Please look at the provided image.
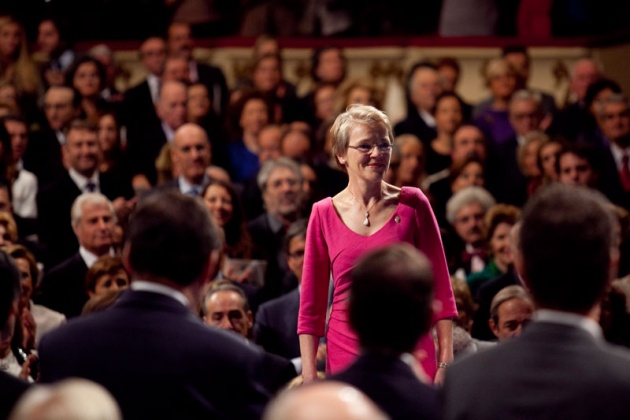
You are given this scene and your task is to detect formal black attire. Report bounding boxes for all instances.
[332,353,441,420]
[38,289,275,420]
[195,62,229,119]
[443,319,630,420]
[470,268,520,341]
[0,372,29,419]
[36,171,133,267]
[486,135,528,207]
[22,128,65,189]
[394,107,437,146]
[34,252,89,319]
[254,288,300,359]
[125,120,169,186]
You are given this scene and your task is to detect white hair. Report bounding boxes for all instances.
[445,186,496,225]
[71,193,116,227]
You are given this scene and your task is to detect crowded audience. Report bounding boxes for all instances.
[0,9,630,420]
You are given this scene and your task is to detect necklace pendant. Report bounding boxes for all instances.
[363,212,369,226]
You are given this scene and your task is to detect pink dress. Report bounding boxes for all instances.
[298,186,457,379]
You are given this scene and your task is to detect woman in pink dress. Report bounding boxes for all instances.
[298,104,457,384]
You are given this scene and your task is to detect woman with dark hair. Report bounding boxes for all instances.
[201,178,252,261]
[65,55,108,124]
[35,17,75,89]
[97,109,127,175]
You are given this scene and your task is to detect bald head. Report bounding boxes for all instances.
[263,381,388,420]
[171,123,211,184]
[157,80,187,130]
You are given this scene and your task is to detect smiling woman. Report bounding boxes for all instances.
[298,104,457,384]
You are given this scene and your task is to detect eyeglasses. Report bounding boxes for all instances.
[347,142,392,154]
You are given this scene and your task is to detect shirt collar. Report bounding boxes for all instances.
[131,280,190,307]
[533,309,603,340]
[161,121,176,143]
[178,175,209,195]
[418,109,436,128]
[147,74,160,104]
[79,246,114,268]
[69,168,99,193]
[266,212,285,234]
[610,141,630,168]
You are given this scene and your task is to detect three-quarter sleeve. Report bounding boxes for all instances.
[414,189,458,322]
[298,201,331,337]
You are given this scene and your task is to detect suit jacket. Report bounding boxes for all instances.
[486,135,528,207]
[22,128,65,189]
[332,353,441,420]
[254,288,300,359]
[122,79,159,128]
[443,321,630,420]
[34,252,89,319]
[38,290,274,420]
[247,213,296,303]
[0,372,29,419]
[394,107,437,146]
[36,171,133,267]
[125,119,169,186]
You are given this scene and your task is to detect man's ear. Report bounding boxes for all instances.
[246,311,253,329]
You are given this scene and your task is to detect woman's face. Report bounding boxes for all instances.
[539,142,562,181]
[0,22,20,58]
[341,123,391,183]
[91,270,130,298]
[204,184,234,227]
[187,84,211,119]
[346,86,372,108]
[396,140,424,185]
[253,57,281,93]
[314,85,337,121]
[490,222,514,268]
[239,98,268,136]
[15,258,33,307]
[37,20,60,54]
[98,114,118,153]
[451,161,484,193]
[522,139,542,177]
[74,62,101,97]
[434,96,463,135]
[489,71,517,100]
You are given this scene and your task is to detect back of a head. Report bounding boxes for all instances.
[521,184,615,312]
[349,243,434,354]
[263,381,388,420]
[126,190,221,286]
[10,378,121,420]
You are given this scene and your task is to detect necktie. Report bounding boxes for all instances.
[86,182,96,193]
[620,154,630,192]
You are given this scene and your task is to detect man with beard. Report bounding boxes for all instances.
[248,157,304,303]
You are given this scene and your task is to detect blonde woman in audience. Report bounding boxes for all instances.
[335,77,381,114]
[391,134,426,189]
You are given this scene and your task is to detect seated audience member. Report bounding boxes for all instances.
[4,244,65,349]
[158,123,211,196]
[81,289,124,316]
[536,136,564,186]
[443,186,496,280]
[425,92,466,176]
[2,115,37,221]
[467,204,521,297]
[330,243,441,419]
[471,222,523,340]
[38,190,281,419]
[599,284,630,348]
[201,178,253,261]
[390,134,426,189]
[0,250,30,418]
[36,119,133,267]
[436,57,473,120]
[9,378,121,420]
[0,211,18,247]
[254,220,307,361]
[201,279,297,392]
[225,91,273,184]
[64,55,109,125]
[335,77,381,114]
[264,381,387,420]
[248,157,304,302]
[518,130,547,197]
[126,80,188,187]
[84,255,129,299]
[443,184,630,420]
[96,110,129,178]
[489,285,533,342]
[35,193,117,319]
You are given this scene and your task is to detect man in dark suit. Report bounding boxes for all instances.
[38,190,274,419]
[157,123,211,196]
[443,184,630,420]
[125,80,187,187]
[36,119,133,267]
[35,193,117,319]
[0,251,30,419]
[248,157,304,303]
[24,86,81,189]
[254,219,306,361]
[167,21,229,118]
[122,36,166,139]
[394,61,441,145]
[330,243,441,420]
